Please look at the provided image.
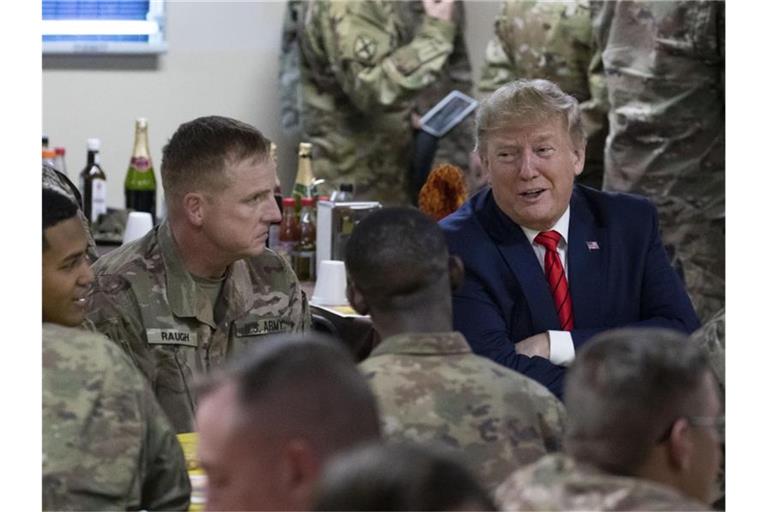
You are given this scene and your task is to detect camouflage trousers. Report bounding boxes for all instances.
[658,203,724,325]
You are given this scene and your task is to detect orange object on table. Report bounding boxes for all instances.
[418,163,468,221]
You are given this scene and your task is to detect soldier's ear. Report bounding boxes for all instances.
[346,280,369,316]
[182,192,205,227]
[281,438,322,509]
[667,417,695,471]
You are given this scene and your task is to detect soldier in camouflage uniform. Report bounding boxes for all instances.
[195,334,381,511]
[42,189,190,510]
[296,0,473,205]
[345,208,566,490]
[496,453,709,511]
[87,116,310,433]
[42,163,98,262]
[478,0,607,190]
[43,324,191,511]
[592,1,725,323]
[497,328,721,511]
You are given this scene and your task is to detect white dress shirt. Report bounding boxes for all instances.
[519,207,575,366]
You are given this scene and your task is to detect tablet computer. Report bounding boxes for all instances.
[419,90,478,138]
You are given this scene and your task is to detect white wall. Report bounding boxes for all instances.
[42,0,500,210]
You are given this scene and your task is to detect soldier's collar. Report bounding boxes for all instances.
[157,221,213,323]
[372,331,471,357]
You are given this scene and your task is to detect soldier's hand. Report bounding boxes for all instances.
[410,112,422,129]
[423,0,455,22]
[515,332,551,359]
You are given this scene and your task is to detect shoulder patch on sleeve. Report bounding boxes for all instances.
[353,34,378,63]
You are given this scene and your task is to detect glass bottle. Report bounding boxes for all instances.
[42,149,58,170]
[79,138,108,224]
[276,197,299,264]
[54,147,67,177]
[330,182,354,202]
[124,118,157,221]
[292,197,316,281]
[292,142,315,213]
[267,142,283,249]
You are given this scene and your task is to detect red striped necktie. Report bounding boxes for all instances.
[534,230,574,331]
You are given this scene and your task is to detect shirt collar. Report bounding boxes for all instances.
[520,206,571,247]
[157,221,200,319]
[371,331,472,357]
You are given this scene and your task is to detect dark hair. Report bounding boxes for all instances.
[313,442,497,511]
[43,187,79,250]
[345,207,449,312]
[161,115,270,203]
[199,333,380,460]
[564,328,711,476]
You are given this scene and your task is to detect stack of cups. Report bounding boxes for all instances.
[311,260,348,306]
[123,211,154,245]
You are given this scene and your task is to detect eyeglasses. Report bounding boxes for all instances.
[688,415,725,442]
[656,415,725,444]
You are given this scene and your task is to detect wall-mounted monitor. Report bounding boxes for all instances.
[43,0,167,55]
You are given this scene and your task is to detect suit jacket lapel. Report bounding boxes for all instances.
[476,189,561,332]
[567,187,607,329]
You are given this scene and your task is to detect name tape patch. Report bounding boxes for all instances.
[235,318,292,337]
[146,329,198,347]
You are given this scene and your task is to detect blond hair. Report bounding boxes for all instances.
[476,79,586,153]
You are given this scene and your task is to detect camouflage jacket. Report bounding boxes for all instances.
[279,0,304,136]
[496,453,709,511]
[359,331,566,490]
[692,307,725,400]
[43,323,190,511]
[42,164,98,262]
[478,0,607,189]
[592,1,725,321]
[297,0,462,204]
[87,221,310,433]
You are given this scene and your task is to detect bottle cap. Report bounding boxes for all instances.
[136,118,148,128]
[301,197,314,206]
[298,142,313,157]
[282,197,296,206]
[87,138,101,151]
[42,135,49,147]
[54,147,66,156]
[42,149,57,159]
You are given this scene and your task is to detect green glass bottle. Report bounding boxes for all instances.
[124,118,157,221]
[292,142,315,213]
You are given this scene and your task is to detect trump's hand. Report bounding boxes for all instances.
[516,332,550,359]
[423,0,455,22]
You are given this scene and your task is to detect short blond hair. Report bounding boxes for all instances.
[161,115,270,205]
[476,79,586,153]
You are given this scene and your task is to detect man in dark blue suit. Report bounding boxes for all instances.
[440,79,700,398]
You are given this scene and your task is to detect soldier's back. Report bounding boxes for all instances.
[360,332,565,490]
[496,454,709,511]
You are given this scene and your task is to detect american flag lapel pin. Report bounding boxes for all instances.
[586,241,600,251]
